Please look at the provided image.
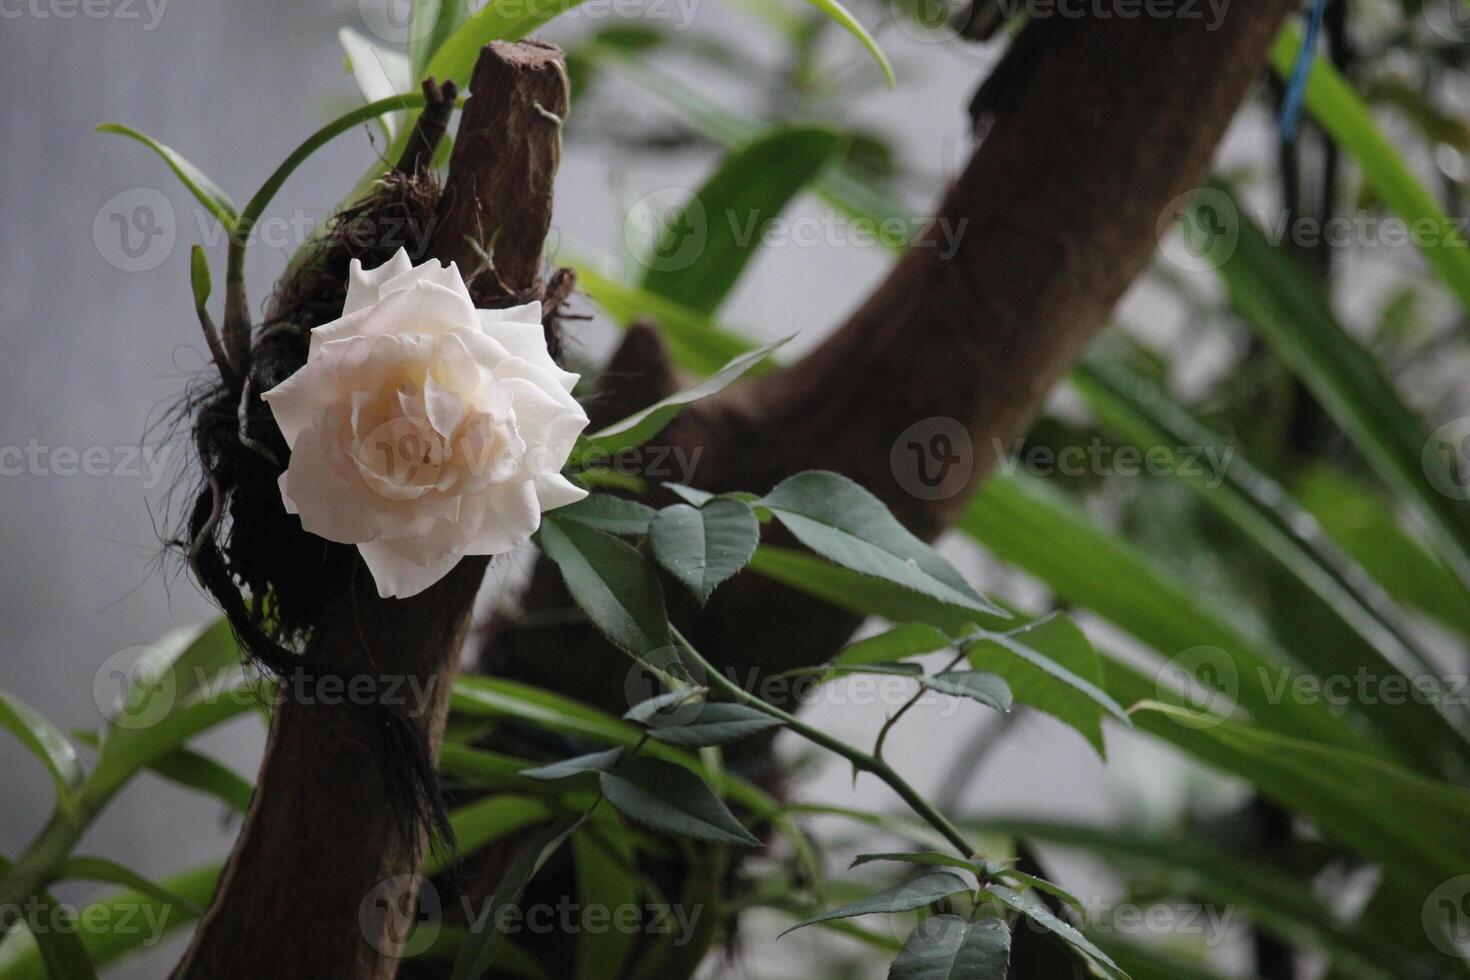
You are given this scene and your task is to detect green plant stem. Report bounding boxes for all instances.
[669,626,975,859]
[221,92,462,360]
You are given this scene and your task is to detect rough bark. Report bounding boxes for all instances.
[486,6,1300,718]
[171,40,569,980]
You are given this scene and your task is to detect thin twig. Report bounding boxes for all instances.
[671,626,975,859]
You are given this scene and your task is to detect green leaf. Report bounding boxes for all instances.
[554,494,657,535]
[536,515,676,672]
[639,126,842,314]
[974,816,1439,977]
[1294,466,1470,635]
[1130,701,1470,892]
[1075,353,1470,770]
[622,688,707,724]
[410,0,470,81]
[761,471,1005,619]
[798,0,894,87]
[922,671,1012,714]
[425,0,586,92]
[989,870,1083,917]
[835,624,953,666]
[964,616,1123,756]
[189,244,211,310]
[1205,178,1470,590]
[93,619,254,797]
[598,757,760,846]
[641,702,783,748]
[339,28,413,138]
[983,884,1124,980]
[565,263,755,376]
[649,499,760,604]
[582,337,790,458]
[452,816,581,980]
[778,872,972,938]
[750,546,985,636]
[0,689,84,821]
[573,826,640,980]
[849,852,979,874]
[141,747,254,813]
[1271,26,1470,316]
[519,747,625,781]
[55,857,199,914]
[887,915,1010,980]
[29,893,99,980]
[96,123,238,231]
[960,473,1366,751]
[75,729,253,814]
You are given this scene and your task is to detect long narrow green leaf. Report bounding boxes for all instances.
[975,816,1435,979]
[1132,702,1470,893]
[28,892,99,980]
[1207,179,1470,589]
[0,690,84,821]
[452,816,582,980]
[1075,354,1470,770]
[95,124,238,231]
[1294,467,1470,635]
[1271,26,1470,314]
[567,262,755,375]
[55,857,198,913]
[411,0,472,81]
[582,337,789,456]
[961,473,1367,751]
[638,126,842,313]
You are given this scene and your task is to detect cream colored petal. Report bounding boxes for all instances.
[343,248,413,315]
[464,480,541,555]
[477,306,579,393]
[260,363,324,450]
[307,306,377,359]
[533,473,588,511]
[356,537,466,599]
[280,426,395,544]
[376,258,475,311]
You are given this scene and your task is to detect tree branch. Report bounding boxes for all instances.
[171,40,570,980]
[485,6,1298,713]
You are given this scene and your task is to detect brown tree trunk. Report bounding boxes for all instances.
[487,6,1299,715]
[171,41,569,980]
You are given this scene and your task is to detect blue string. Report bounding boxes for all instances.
[1280,0,1328,144]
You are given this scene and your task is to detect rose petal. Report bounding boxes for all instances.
[343,248,413,315]
[464,480,542,555]
[261,364,323,449]
[477,304,579,393]
[534,473,588,511]
[357,537,466,599]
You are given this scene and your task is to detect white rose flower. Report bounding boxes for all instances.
[262,249,589,599]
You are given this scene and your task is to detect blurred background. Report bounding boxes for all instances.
[3,0,1469,977]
